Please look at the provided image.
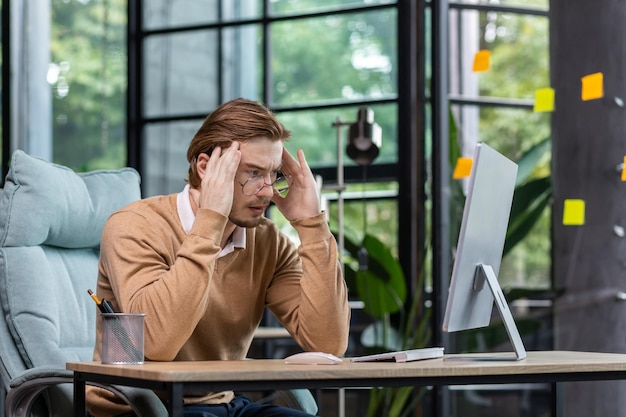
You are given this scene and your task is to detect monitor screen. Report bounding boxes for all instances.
[442,142,526,360]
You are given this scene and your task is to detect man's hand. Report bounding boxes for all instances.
[271,148,321,221]
[190,142,241,216]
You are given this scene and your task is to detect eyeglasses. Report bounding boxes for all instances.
[239,172,292,197]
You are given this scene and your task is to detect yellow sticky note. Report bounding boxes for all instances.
[563,199,585,226]
[452,157,473,179]
[581,72,604,101]
[621,157,626,181]
[472,50,491,72]
[533,87,555,112]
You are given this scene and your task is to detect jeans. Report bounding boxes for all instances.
[182,395,316,417]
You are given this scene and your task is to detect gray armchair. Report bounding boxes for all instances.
[0,150,317,417]
[0,150,168,417]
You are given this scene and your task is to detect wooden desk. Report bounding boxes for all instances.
[68,351,626,417]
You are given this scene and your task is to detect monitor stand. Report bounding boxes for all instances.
[473,263,527,360]
[447,264,528,362]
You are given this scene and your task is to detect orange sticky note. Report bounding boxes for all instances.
[533,87,555,112]
[581,72,604,101]
[563,199,585,226]
[452,157,473,179]
[621,157,626,181]
[472,50,491,72]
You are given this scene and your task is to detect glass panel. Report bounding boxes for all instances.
[143,0,262,30]
[453,0,548,8]
[144,31,220,118]
[275,103,397,170]
[478,12,549,99]
[424,6,432,98]
[267,188,399,257]
[270,9,397,106]
[450,105,551,289]
[327,189,399,255]
[142,120,203,197]
[51,0,128,170]
[478,107,551,288]
[478,107,550,157]
[221,25,262,102]
[144,0,218,28]
[220,0,263,21]
[486,110,552,291]
[270,0,396,15]
[501,207,550,287]
[449,10,549,100]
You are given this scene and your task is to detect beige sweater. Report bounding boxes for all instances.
[87,193,350,416]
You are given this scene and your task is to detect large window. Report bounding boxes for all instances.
[2,0,128,180]
[135,1,399,195]
[449,1,550,288]
[52,0,128,170]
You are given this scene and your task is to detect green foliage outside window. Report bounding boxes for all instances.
[50,0,127,171]
[472,2,552,289]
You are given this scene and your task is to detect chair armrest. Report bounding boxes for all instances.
[243,357,318,415]
[7,368,74,417]
[8,366,72,388]
[6,366,167,417]
[276,389,318,415]
[106,384,168,416]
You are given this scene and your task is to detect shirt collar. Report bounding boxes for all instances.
[177,185,246,257]
[177,185,196,234]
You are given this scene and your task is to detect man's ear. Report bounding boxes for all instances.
[196,152,210,180]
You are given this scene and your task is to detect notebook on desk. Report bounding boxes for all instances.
[351,347,445,363]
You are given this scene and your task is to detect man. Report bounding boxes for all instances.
[88,98,351,417]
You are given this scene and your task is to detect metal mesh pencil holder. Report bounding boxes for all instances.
[101,313,145,364]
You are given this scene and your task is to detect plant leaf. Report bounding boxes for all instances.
[504,177,551,256]
[515,137,551,186]
[354,234,407,317]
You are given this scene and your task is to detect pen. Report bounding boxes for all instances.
[87,289,116,313]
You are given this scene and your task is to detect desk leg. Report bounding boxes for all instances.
[552,382,562,417]
[73,373,86,417]
[167,382,184,417]
[337,388,345,417]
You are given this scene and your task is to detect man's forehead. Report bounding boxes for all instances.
[238,139,283,169]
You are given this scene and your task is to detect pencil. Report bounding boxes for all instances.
[87,289,116,314]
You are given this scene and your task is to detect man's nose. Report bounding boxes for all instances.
[257,182,275,198]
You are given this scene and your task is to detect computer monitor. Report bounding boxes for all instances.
[442,142,527,360]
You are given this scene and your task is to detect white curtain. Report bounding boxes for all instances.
[10,0,52,161]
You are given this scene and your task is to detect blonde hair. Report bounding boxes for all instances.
[186,98,291,188]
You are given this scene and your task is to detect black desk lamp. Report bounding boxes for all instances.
[330,107,382,267]
[347,107,382,166]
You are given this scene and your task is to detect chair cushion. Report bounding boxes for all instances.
[0,246,98,367]
[0,150,141,248]
[0,150,142,368]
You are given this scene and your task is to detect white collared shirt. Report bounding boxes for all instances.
[177,184,246,257]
